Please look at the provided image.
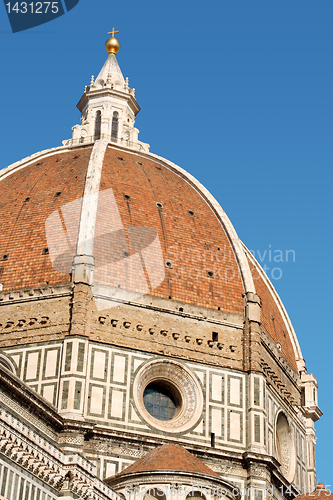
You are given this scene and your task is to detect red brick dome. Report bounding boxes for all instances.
[0,144,245,310]
[0,141,302,372]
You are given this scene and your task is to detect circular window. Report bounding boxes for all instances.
[133,359,203,433]
[143,382,181,421]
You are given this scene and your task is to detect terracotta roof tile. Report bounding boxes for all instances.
[117,444,220,478]
[0,145,245,315]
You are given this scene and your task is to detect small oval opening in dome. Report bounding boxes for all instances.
[188,210,195,217]
[156,202,163,209]
[1,254,9,261]
[207,270,214,278]
[165,261,172,269]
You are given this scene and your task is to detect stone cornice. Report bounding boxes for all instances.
[0,283,72,305]
[77,87,140,115]
[94,290,244,330]
[0,364,63,431]
[301,405,323,422]
[107,470,239,500]
[260,328,300,385]
[81,425,245,465]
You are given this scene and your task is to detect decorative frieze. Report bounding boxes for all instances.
[0,406,123,500]
[96,314,241,356]
[260,359,298,407]
[0,315,51,332]
[0,284,71,304]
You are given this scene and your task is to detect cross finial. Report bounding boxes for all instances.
[108,27,119,38]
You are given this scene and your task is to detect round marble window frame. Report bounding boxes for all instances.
[133,359,203,433]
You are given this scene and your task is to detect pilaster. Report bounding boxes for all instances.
[243,292,262,373]
[247,374,268,455]
[304,419,317,490]
[59,284,92,420]
[300,372,322,489]
[244,456,271,500]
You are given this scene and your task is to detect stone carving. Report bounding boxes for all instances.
[95,316,239,355]
[247,463,270,480]
[0,315,51,332]
[0,284,71,304]
[209,463,247,477]
[133,359,203,433]
[0,392,58,441]
[275,412,295,481]
[260,329,299,384]
[260,358,296,406]
[59,434,85,446]
[0,411,123,500]
[85,440,145,458]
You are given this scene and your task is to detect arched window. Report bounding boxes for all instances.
[186,492,206,500]
[111,111,119,142]
[94,110,101,140]
[144,490,166,500]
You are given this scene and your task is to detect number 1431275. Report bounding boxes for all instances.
[5,2,59,13]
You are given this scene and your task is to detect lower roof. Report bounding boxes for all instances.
[114,444,220,478]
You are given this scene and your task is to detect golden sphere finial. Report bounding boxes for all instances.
[106,27,120,55]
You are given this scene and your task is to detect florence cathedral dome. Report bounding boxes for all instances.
[0,32,322,500]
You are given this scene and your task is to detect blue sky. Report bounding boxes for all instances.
[1,0,332,484]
